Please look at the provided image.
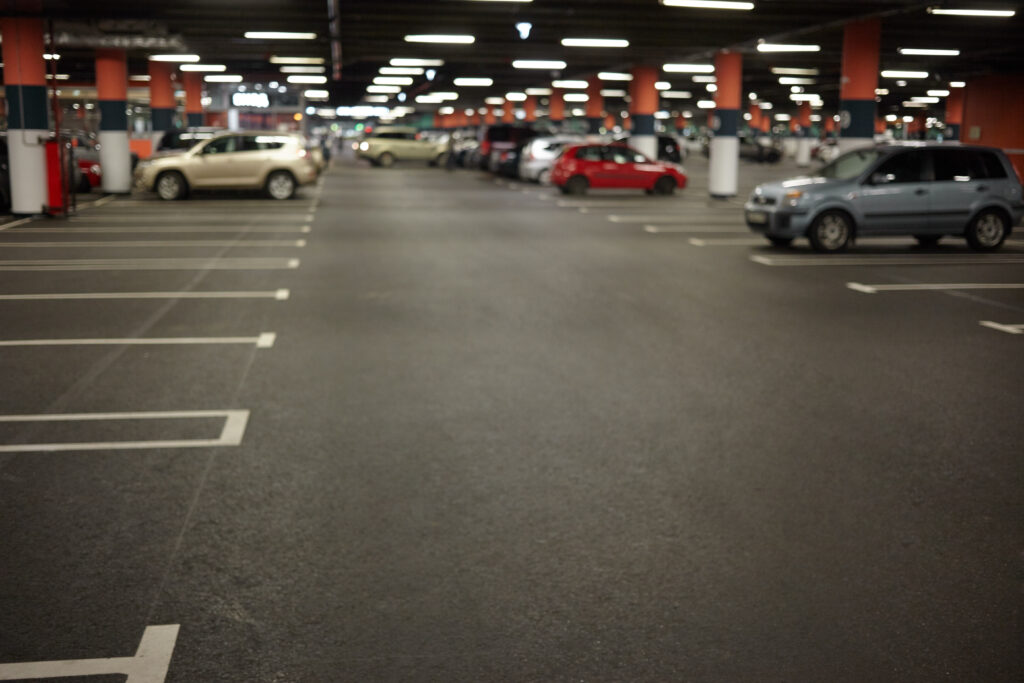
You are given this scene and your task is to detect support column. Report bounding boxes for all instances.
[709,50,741,198]
[0,17,48,214]
[748,103,761,134]
[549,89,565,130]
[524,96,537,124]
[585,77,603,135]
[484,105,496,125]
[149,60,176,147]
[96,49,131,193]
[796,102,812,167]
[962,75,1024,178]
[604,113,616,132]
[183,72,204,127]
[501,100,514,124]
[629,66,659,160]
[838,18,880,153]
[945,87,964,141]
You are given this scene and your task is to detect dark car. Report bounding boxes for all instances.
[616,134,684,164]
[480,124,538,171]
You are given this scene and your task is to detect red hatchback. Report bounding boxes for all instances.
[551,143,687,195]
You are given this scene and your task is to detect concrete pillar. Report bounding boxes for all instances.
[484,105,496,125]
[838,18,880,153]
[148,61,176,147]
[796,102,812,167]
[524,96,537,123]
[0,17,48,214]
[629,66,659,160]
[604,113,616,132]
[945,87,964,141]
[748,103,762,134]
[961,75,1024,178]
[183,72,204,127]
[709,50,741,198]
[585,77,603,135]
[96,49,131,193]
[549,89,565,130]
[501,100,514,124]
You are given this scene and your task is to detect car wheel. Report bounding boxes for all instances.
[767,236,793,248]
[914,234,941,247]
[377,152,395,168]
[808,210,853,252]
[76,174,92,194]
[565,175,588,196]
[265,171,296,200]
[538,168,552,185]
[653,176,676,195]
[965,209,1008,251]
[155,171,187,201]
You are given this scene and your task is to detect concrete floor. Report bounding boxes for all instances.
[0,152,1022,681]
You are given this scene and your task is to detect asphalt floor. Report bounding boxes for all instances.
[0,150,1022,681]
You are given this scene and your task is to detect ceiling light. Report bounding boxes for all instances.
[571,108,585,116]
[771,67,819,76]
[179,64,227,72]
[660,0,754,8]
[564,93,590,101]
[552,79,588,88]
[512,59,567,69]
[757,43,820,52]
[881,70,928,78]
[706,83,717,92]
[43,53,60,60]
[790,85,804,93]
[758,102,773,109]
[505,92,527,101]
[902,102,929,108]
[697,100,715,109]
[526,88,552,95]
[885,114,898,122]
[516,22,533,39]
[204,75,243,82]
[950,81,966,88]
[432,92,459,100]
[244,31,317,39]
[287,75,328,84]
[46,73,70,80]
[748,92,757,100]
[896,80,908,87]
[380,67,424,75]
[790,93,822,102]
[927,89,950,97]
[911,96,940,103]
[898,47,961,56]
[270,56,325,64]
[663,63,714,73]
[416,95,444,103]
[149,54,200,62]
[390,58,444,67]
[367,85,401,93]
[439,106,455,115]
[927,8,1015,17]
[466,0,533,2]
[374,76,413,86]
[405,34,475,44]
[484,97,505,105]
[364,95,389,103]
[875,88,889,95]
[810,114,822,121]
[454,77,493,86]
[601,89,628,97]
[655,110,672,119]
[304,89,329,99]
[599,72,633,81]
[281,66,325,73]
[129,75,151,81]
[662,91,692,98]
[655,81,671,90]
[561,38,629,48]
[778,77,815,85]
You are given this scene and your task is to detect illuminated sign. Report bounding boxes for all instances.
[231,92,270,108]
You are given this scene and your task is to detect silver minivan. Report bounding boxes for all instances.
[745,143,1023,252]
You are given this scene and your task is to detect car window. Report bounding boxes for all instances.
[819,148,883,180]
[931,149,987,182]
[202,136,238,155]
[575,146,603,161]
[253,135,290,151]
[978,151,1008,179]
[872,150,927,183]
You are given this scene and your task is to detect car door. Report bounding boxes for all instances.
[229,135,270,187]
[575,146,607,186]
[190,135,241,188]
[856,149,930,235]
[927,149,990,234]
[604,146,648,188]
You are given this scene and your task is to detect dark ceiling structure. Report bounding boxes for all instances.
[20,0,1024,121]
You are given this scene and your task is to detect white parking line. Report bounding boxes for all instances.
[4,225,312,233]
[68,215,309,223]
[0,623,179,681]
[644,225,749,234]
[0,217,35,232]
[0,257,300,271]
[979,320,1024,335]
[608,214,742,223]
[0,240,306,248]
[750,255,1024,267]
[689,237,768,246]
[846,282,1024,294]
[0,332,277,348]
[0,289,290,301]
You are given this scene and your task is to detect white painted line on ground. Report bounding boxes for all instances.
[0,239,307,248]
[0,333,276,348]
[0,623,179,681]
[4,225,313,234]
[979,320,1024,335]
[0,217,35,232]
[750,255,1024,267]
[68,215,309,223]
[0,289,290,301]
[846,282,879,294]
[256,332,277,348]
[689,237,768,246]
[77,194,119,211]
[608,214,742,223]
[305,214,314,221]
[847,282,1024,294]
[644,225,748,234]
[0,257,300,271]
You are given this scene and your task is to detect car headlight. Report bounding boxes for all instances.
[359,141,369,151]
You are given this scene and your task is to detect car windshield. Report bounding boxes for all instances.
[818,148,885,180]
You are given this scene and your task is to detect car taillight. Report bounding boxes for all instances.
[481,141,491,155]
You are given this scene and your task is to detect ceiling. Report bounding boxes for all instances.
[19,0,1024,122]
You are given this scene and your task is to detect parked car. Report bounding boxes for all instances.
[520,136,584,183]
[614,134,685,164]
[133,131,318,200]
[550,143,688,196]
[744,143,1023,252]
[155,127,224,153]
[65,132,101,192]
[357,126,447,167]
[701,134,782,163]
[481,124,538,171]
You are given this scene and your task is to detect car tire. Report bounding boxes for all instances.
[377,152,396,168]
[914,234,941,247]
[807,210,853,252]
[565,176,588,196]
[538,168,552,185]
[767,236,793,247]
[965,209,1008,251]
[265,171,296,200]
[653,176,676,195]
[155,171,187,201]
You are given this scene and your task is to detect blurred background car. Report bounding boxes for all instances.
[480,124,537,171]
[551,143,687,196]
[357,126,447,167]
[519,135,584,184]
[614,134,685,164]
[134,131,318,200]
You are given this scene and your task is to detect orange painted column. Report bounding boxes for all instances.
[0,17,48,214]
[484,105,496,125]
[96,49,132,192]
[524,96,537,123]
[838,18,880,149]
[945,87,964,140]
[961,75,1024,179]
[710,50,742,197]
[433,112,442,129]
[149,60,176,133]
[549,89,565,127]
[501,100,514,124]
[748,104,762,132]
[585,76,603,134]
[470,110,481,126]
[604,113,616,131]
[675,113,686,131]
[183,72,204,127]
[629,65,659,158]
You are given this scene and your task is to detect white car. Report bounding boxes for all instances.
[357,126,447,167]
[518,136,584,184]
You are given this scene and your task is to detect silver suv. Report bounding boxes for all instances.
[745,143,1023,252]
[357,126,447,167]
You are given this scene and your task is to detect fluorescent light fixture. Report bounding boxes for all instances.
[43,53,60,60]
[150,54,200,62]
[571,108,585,116]
[748,92,757,100]
[417,95,445,103]
[304,89,329,99]
[129,75,151,81]
[898,47,961,56]
[204,74,243,82]
[552,79,588,88]
[660,0,754,8]
[654,111,671,119]
[790,93,822,102]
[367,85,401,93]
[810,114,822,122]
[662,91,692,98]
[374,76,414,86]
[245,31,316,39]
[927,89,950,97]
[505,92,527,101]
[655,81,671,90]
[927,8,1015,17]
[757,43,820,52]
[601,89,628,97]
[439,106,455,115]
[902,101,929,108]
[706,83,718,92]
[364,95,389,103]
[512,59,567,69]
[280,65,325,73]
[454,77,493,86]
[270,56,325,64]
[885,114,898,122]
[911,96,940,103]
[405,34,475,44]
[380,67,424,75]
[663,63,714,73]
[950,81,966,87]
[180,64,227,72]
[287,75,328,84]
[46,73,70,80]
[881,70,928,78]
[390,58,444,67]
[897,80,908,86]
[697,100,715,109]
[598,72,633,81]
[790,85,804,93]
[771,67,819,75]
[431,92,459,100]
[778,77,815,85]
[693,75,717,83]
[758,102,773,109]
[485,97,504,105]
[526,87,552,95]
[561,38,629,48]
[563,93,590,101]
[875,88,890,95]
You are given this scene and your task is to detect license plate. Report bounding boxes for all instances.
[746,211,768,225]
